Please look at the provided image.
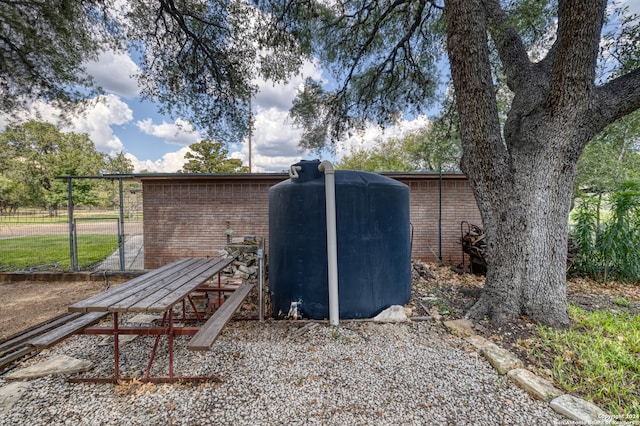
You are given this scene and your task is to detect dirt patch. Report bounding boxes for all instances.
[2,261,639,361]
[0,280,107,340]
[411,261,640,379]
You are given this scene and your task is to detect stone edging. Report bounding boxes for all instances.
[443,319,611,425]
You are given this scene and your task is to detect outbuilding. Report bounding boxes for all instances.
[139,172,482,269]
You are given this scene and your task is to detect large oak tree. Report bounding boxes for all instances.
[445,0,640,326]
[259,0,640,327]
[4,0,640,326]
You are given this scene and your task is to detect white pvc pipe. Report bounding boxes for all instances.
[318,160,339,326]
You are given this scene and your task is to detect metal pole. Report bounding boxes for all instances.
[118,178,125,271]
[318,161,339,326]
[438,167,442,263]
[258,237,264,321]
[67,177,76,271]
[73,218,78,271]
[248,97,252,173]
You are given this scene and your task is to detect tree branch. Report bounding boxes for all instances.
[482,0,531,91]
[589,67,640,136]
[546,0,606,111]
[445,0,505,159]
[336,0,412,98]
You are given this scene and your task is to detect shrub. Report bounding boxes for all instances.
[571,181,640,282]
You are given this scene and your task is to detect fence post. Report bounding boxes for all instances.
[118,177,125,271]
[67,177,77,271]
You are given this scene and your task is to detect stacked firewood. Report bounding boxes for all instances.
[461,224,579,274]
[461,224,487,274]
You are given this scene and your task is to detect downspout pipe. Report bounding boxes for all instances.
[318,160,339,326]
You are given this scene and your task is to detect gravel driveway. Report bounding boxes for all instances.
[0,319,565,425]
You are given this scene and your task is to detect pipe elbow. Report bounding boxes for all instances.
[318,160,335,174]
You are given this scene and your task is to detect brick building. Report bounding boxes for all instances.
[139,172,482,269]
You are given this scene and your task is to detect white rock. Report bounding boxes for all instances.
[4,355,93,380]
[0,382,30,415]
[550,394,609,423]
[372,305,408,322]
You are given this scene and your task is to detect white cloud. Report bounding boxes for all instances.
[252,108,304,157]
[85,51,140,98]
[64,95,133,155]
[229,107,315,172]
[335,115,431,160]
[127,147,190,173]
[136,118,201,146]
[223,59,327,172]
[1,94,133,156]
[253,59,325,112]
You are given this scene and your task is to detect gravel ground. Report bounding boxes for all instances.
[1,318,565,425]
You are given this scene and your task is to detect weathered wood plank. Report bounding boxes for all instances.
[27,312,109,349]
[0,313,83,354]
[0,346,34,370]
[109,258,215,312]
[68,258,197,312]
[187,282,254,351]
[141,258,233,313]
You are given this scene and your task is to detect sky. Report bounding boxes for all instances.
[3,50,430,174]
[2,0,638,173]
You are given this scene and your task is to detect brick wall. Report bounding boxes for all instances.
[141,173,482,269]
[405,177,482,266]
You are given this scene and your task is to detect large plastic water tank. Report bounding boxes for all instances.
[268,159,411,319]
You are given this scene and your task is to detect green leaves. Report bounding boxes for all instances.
[267,0,445,148]
[0,0,119,112]
[570,181,640,282]
[180,139,248,173]
[575,109,640,198]
[335,118,461,172]
[0,121,108,210]
[127,0,304,143]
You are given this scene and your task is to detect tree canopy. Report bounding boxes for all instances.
[336,119,461,172]
[0,121,129,211]
[0,0,119,112]
[181,140,248,173]
[574,109,640,198]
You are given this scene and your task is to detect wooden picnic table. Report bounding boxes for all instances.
[61,257,253,384]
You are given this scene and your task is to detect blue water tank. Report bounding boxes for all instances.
[268,159,411,319]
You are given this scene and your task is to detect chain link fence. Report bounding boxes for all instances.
[0,177,143,272]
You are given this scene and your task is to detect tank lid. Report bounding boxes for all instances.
[290,159,323,183]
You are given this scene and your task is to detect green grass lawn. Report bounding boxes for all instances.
[535,305,640,416]
[0,234,118,270]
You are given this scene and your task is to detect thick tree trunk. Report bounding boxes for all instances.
[444,0,640,327]
[444,0,585,328]
[465,134,574,327]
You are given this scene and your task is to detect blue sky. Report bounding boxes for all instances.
[3,50,428,173]
[1,0,637,173]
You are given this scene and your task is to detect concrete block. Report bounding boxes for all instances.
[481,342,523,374]
[0,382,30,415]
[5,355,93,380]
[550,394,609,423]
[373,305,408,323]
[507,368,564,401]
[464,335,493,351]
[444,319,475,337]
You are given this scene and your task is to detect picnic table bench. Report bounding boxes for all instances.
[34,257,254,383]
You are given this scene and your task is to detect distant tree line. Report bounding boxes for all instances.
[0,121,134,214]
